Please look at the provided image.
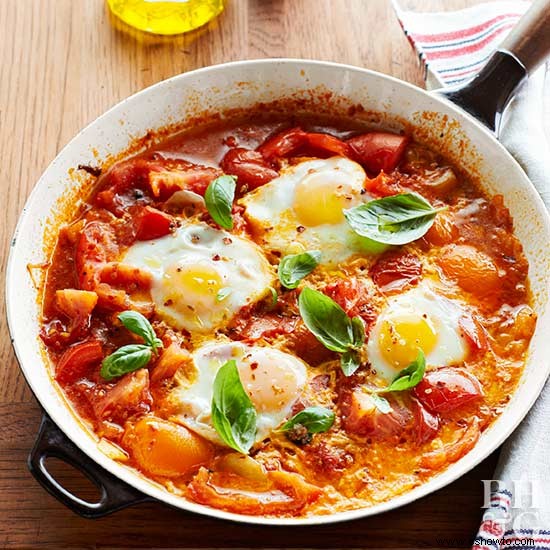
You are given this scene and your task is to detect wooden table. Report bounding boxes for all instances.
[0,0,530,548]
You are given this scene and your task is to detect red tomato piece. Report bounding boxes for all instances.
[342,390,412,440]
[370,252,422,292]
[75,222,119,290]
[323,278,377,328]
[304,133,352,157]
[220,148,279,190]
[148,165,221,198]
[95,158,161,215]
[94,369,152,423]
[421,418,481,469]
[231,313,298,342]
[257,127,308,160]
[414,368,483,414]
[133,205,175,240]
[55,340,103,384]
[99,263,152,290]
[364,171,405,197]
[55,289,98,339]
[459,314,489,355]
[347,132,409,174]
[188,467,321,516]
[104,158,156,193]
[412,398,439,444]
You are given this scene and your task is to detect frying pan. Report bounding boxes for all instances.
[6,0,550,524]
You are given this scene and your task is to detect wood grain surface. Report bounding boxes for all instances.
[0,1,545,548]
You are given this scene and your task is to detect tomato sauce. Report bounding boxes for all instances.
[38,114,536,517]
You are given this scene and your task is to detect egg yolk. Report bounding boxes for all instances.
[293,171,358,226]
[124,416,214,478]
[238,356,301,414]
[379,315,437,370]
[163,262,223,301]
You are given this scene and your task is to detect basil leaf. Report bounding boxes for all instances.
[118,310,162,354]
[383,350,426,393]
[341,349,361,376]
[280,406,335,434]
[298,287,356,353]
[100,344,152,381]
[351,316,366,349]
[371,393,392,414]
[205,175,237,230]
[216,287,232,302]
[266,286,278,310]
[211,359,257,454]
[344,192,443,245]
[278,250,321,289]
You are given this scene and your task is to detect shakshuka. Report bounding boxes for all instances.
[39,115,536,517]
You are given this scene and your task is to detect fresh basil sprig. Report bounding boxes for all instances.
[118,310,162,353]
[100,311,162,381]
[298,287,365,376]
[344,192,444,245]
[279,406,335,435]
[205,175,237,230]
[211,360,257,454]
[278,250,321,289]
[100,344,152,381]
[374,350,426,394]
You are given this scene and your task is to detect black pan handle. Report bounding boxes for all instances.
[438,0,550,135]
[28,414,151,518]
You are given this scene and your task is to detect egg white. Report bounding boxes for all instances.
[166,341,308,447]
[122,222,274,333]
[240,156,387,264]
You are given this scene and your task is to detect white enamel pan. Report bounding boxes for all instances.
[6,0,550,524]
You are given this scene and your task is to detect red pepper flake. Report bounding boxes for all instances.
[296,225,306,233]
[223,237,232,245]
[250,362,259,370]
[212,254,221,261]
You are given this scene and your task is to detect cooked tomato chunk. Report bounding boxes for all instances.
[94,369,152,423]
[323,278,377,328]
[304,133,351,157]
[151,342,192,382]
[55,289,98,338]
[421,418,480,469]
[257,127,308,160]
[188,467,321,515]
[347,132,408,174]
[341,390,412,440]
[76,221,119,290]
[370,252,422,292]
[412,399,439,444]
[148,165,221,198]
[423,211,459,246]
[55,340,103,384]
[438,244,500,297]
[220,147,279,190]
[459,314,489,355]
[414,368,483,414]
[132,205,176,240]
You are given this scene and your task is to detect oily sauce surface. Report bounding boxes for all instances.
[39,114,536,517]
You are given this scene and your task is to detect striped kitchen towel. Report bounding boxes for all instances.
[395,2,550,550]
[394,0,529,88]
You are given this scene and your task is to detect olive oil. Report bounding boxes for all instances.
[107,0,225,35]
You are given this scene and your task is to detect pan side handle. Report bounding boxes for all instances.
[437,0,550,135]
[28,413,152,518]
